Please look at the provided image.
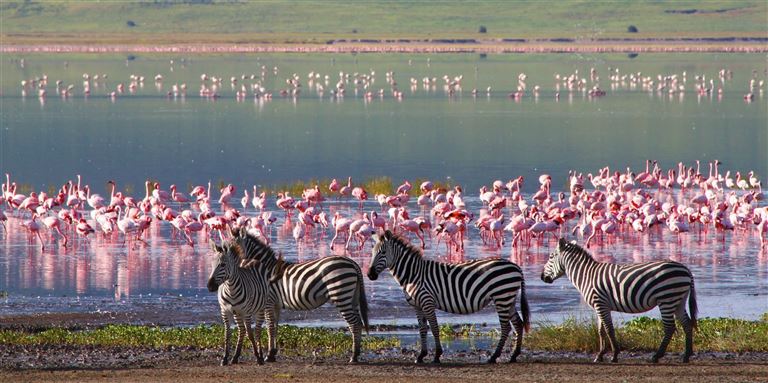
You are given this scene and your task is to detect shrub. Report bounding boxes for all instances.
[126,20,137,27]
[627,25,638,33]
[478,25,487,33]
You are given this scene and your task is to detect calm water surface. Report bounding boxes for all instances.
[0,53,766,325]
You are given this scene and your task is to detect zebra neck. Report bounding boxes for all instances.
[390,246,424,285]
[562,250,599,283]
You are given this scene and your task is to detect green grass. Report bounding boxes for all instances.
[1,1,766,45]
[1,316,766,356]
[0,324,399,356]
[523,316,768,353]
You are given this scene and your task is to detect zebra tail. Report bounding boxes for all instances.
[689,279,698,330]
[520,279,531,333]
[358,273,370,334]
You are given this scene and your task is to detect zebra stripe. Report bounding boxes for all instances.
[232,228,369,364]
[368,230,529,364]
[207,241,267,366]
[541,238,697,363]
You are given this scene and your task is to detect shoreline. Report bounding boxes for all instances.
[2,40,767,54]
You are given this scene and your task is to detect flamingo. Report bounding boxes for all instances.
[22,213,45,250]
[339,177,352,199]
[41,215,68,247]
[351,186,368,209]
[170,184,189,203]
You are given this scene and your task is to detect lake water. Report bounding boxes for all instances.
[0,53,766,327]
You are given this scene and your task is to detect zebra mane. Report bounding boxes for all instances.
[384,230,424,258]
[558,238,594,260]
[234,228,279,264]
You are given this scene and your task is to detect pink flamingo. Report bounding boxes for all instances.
[170,184,189,203]
[22,213,45,250]
[218,184,235,206]
[330,212,352,250]
[329,178,341,195]
[351,186,368,209]
[339,177,352,199]
[41,215,68,247]
[276,192,295,219]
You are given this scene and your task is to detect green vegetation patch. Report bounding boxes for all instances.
[437,316,768,353]
[0,324,399,356]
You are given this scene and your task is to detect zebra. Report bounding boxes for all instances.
[541,238,697,363]
[225,227,370,363]
[207,240,266,365]
[368,230,530,364]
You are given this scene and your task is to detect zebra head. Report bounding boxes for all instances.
[207,241,255,292]
[368,230,394,280]
[541,238,569,283]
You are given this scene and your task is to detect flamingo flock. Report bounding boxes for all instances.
[1,160,765,255]
[16,61,766,105]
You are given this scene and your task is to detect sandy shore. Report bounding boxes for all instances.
[2,40,767,54]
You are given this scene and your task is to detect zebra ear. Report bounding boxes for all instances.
[210,241,222,253]
[384,229,393,239]
[558,237,567,249]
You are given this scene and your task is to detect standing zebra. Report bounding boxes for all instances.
[222,228,369,363]
[207,241,266,365]
[368,230,529,364]
[541,239,697,363]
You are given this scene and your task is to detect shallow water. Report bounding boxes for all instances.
[0,53,766,326]
[0,194,765,326]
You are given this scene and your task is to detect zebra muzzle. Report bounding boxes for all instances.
[367,270,379,280]
[207,278,219,292]
[541,273,553,284]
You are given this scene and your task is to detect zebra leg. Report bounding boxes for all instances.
[676,305,694,363]
[594,318,608,363]
[488,303,512,364]
[244,315,262,365]
[425,308,443,364]
[221,315,232,366]
[596,307,620,363]
[253,312,265,364]
[265,307,279,362]
[415,309,429,364]
[509,311,524,363]
[341,310,363,363]
[651,304,677,363]
[232,315,246,364]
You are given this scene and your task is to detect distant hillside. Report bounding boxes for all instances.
[1,1,766,45]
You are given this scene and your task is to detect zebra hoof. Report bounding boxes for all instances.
[611,357,619,363]
[486,357,497,364]
[508,356,518,363]
[593,356,603,363]
[432,358,441,364]
[220,359,229,366]
[257,357,265,365]
[415,357,425,364]
[348,357,359,364]
[681,356,690,363]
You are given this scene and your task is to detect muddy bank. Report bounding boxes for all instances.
[1,344,766,383]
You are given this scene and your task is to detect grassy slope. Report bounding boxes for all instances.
[0,1,766,45]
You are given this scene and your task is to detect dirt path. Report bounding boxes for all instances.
[2,344,766,383]
[3,358,767,383]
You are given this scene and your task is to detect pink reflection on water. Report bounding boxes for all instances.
[0,193,765,320]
